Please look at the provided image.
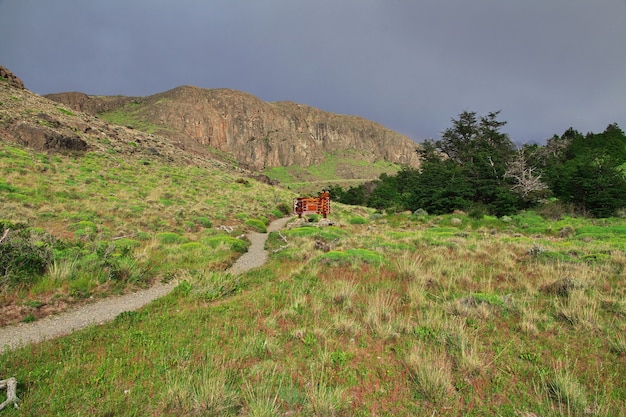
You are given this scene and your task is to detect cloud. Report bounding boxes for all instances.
[1,0,624,143]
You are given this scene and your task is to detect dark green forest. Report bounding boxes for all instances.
[329,111,626,218]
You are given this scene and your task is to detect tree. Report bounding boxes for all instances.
[366,173,402,211]
[504,146,550,205]
[407,159,473,215]
[544,124,626,217]
[435,111,518,214]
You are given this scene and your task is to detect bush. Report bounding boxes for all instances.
[468,204,488,220]
[156,232,188,244]
[201,235,249,253]
[349,216,368,225]
[0,221,53,287]
[245,219,267,233]
[193,216,213,228]
[413,209,429,217]
[276,202,292,216]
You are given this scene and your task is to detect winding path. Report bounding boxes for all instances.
[0,217,291,354]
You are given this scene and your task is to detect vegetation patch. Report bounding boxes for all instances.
[201,235,249,253]
[348,216,368,225]
[314,248,383,266]
[244,218,267,233]
[283,226,347,241]
[155,232,188,245]
[0,221,53,287]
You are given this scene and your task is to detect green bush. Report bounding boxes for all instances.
[349,216,368,225]
[155,232,188,244]
[113,238,141,256]
[245,218,267,233]
[201,235,249,253]
[276,202,292,216]
[191,272,242,301]
[193,216,213,228]
[283,226,347,240]
[0,221,53,287]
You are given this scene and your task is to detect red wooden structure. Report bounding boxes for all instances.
[293,191,330,218]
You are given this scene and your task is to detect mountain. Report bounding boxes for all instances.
[0,67,234,171]
[45,85,421,172]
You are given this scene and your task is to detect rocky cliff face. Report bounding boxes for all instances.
[47,85,421,171]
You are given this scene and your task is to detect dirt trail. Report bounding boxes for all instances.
[0,217,291,354]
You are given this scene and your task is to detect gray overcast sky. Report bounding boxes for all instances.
[1,0,625,144]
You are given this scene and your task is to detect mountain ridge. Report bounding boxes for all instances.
[46,84,421,172]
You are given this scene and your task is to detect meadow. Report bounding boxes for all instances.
[1,141,625,416]
[262,150,400,194]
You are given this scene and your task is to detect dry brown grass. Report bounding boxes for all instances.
[404,343,456,402]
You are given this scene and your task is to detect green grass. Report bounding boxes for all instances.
[99,106,164,134]
[263,151,401,194]
[0,140,295,317]
[54,106,75,116]
[1,141,626,415]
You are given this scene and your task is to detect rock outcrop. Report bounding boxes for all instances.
[0,66,24,89]
[47,85,421,171]
[10,123,88,152]
[44,92,137,115]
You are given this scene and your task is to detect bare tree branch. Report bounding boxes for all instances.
[0,377,20,410]
[504,149,549,200]
[0,229,9,244]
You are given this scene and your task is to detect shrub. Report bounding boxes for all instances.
[113,238,141,255]
[155,232,188,244]
[349,216,367,225]
[283,226,347,240]
[201,235,249,253]
[245,219,267,233]
[276,202,292,216]
[468,204,488,219]
[545,367,589,412]
[193,216,213,228]
[413,208,429,217]
[0,221,53,287]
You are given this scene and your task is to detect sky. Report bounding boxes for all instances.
[1,0,625,144]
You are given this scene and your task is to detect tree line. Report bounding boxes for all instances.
[328,111,626,218]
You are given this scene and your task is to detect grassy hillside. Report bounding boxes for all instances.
[1,137,625,416]
[0,140,295,324]
[263,151,400,194]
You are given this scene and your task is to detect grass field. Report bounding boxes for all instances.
[1,141,626,416]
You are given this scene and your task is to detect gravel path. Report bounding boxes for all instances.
[227,216,290,275]
[0,217,291,354]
